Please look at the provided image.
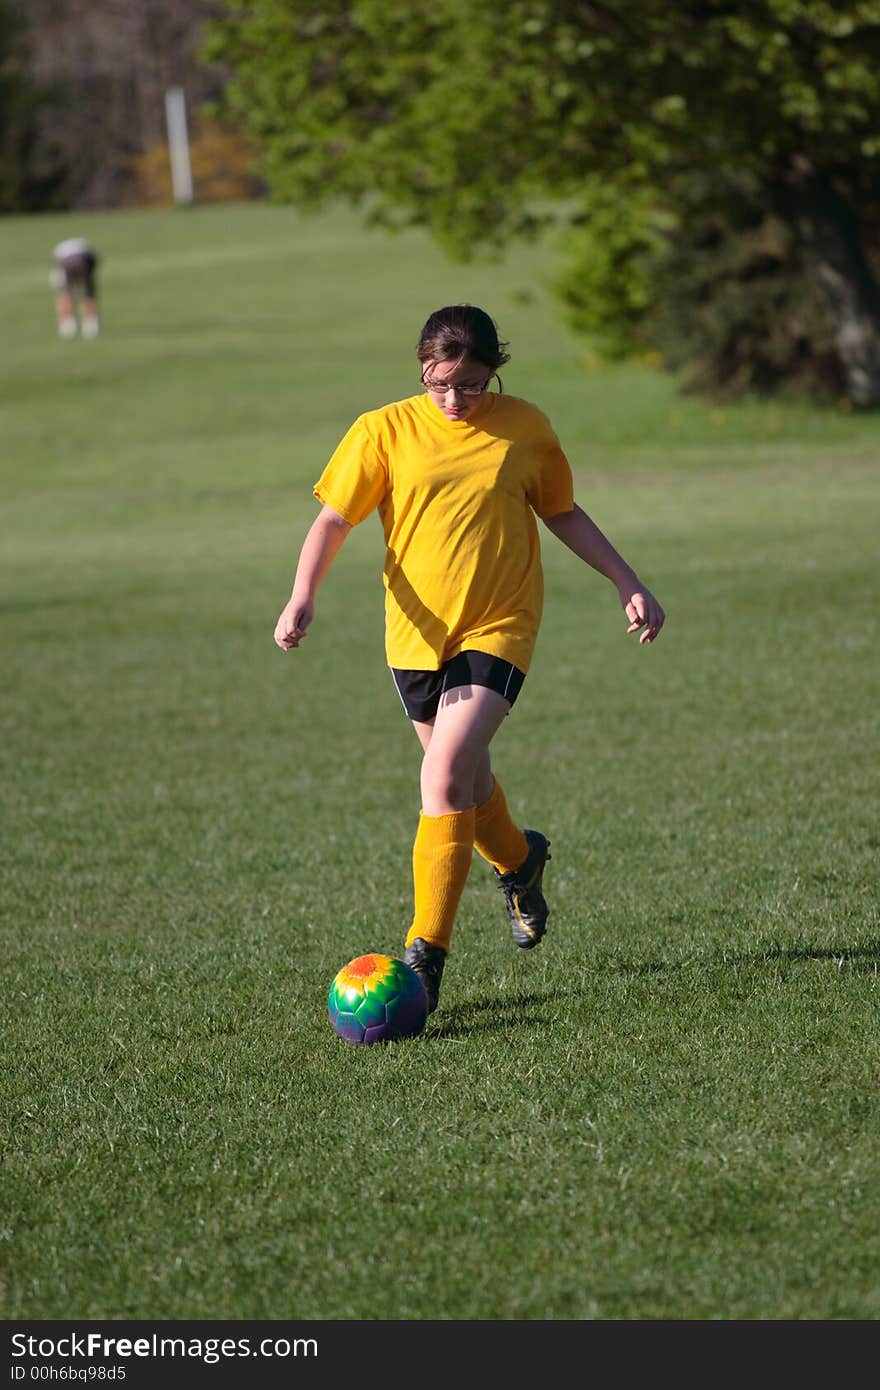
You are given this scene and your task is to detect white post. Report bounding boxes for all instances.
[164,86,194,205]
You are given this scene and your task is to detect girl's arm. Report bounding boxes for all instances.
[544,503,665,644]
[273,503,352,650]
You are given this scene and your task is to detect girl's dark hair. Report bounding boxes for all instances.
[416,304,511,374]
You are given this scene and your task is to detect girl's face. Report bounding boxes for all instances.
[421,355,493,421]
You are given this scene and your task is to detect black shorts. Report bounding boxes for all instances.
[390,649,526,722]
[59,252,97,297]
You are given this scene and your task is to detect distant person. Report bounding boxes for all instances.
[50,237,100,339]
[273,303,666,1016]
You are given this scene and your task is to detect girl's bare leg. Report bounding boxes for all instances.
[412,684,509,815]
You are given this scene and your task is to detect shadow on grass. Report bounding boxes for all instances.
[757,940,880,964]
[610,939,880,977]
[426,988,571,1040]
[418,940,880,1039]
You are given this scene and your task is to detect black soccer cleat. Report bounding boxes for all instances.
[494,829,551,949]
[403,937,447,1014]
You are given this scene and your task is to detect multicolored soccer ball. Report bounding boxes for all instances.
[327,953,428,1045]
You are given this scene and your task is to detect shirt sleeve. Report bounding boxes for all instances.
[313,415,389,525]
[526,415,575,519]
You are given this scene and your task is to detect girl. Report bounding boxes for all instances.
[274,305,665,1014]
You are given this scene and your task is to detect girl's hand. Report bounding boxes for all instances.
[622,587,665,645]
[274,596,314,650]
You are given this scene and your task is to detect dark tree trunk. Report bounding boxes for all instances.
[785,159,880,407]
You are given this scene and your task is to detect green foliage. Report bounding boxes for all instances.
[553,184,670,361]
[552,172,852,399]
[203,1,574,256]
[205,0,880,236]
[2,202,880,1319]
[648,177,846,401]
[205,0,880,401]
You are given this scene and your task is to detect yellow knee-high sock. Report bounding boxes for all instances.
[405,808,476,954]
[473,779,528,875]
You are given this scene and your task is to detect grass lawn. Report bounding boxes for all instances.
[1,200,878,1323]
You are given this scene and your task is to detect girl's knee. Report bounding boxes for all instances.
[421,748,477,810]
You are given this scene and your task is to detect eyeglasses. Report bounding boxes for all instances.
[421,370,493,398]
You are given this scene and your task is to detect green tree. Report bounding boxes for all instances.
[205,0,880,405]
[554,168,855,401]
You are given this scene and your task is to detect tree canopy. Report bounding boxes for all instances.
[206,0,880,404]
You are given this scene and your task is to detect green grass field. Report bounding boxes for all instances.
[1,201,879,1322]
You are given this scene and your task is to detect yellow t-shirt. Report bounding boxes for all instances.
[313,391,574,671]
